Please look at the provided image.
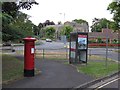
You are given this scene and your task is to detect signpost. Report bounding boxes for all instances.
[106,33,108,68]
[61,35,68,59]
[61,35,67,44]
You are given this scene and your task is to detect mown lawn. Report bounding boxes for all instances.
[2,54,24,83]
[76,55,119,78]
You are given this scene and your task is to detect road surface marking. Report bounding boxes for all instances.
[96,78,120,89]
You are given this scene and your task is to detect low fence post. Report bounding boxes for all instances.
[66,48,67,60]
[11,44,15,52]
[89,49,91,61]
[89,49,91,56]
[43,49,45,59]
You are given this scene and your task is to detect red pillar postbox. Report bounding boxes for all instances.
[23,37,36,77]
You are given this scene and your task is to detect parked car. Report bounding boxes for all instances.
[2,42,11,46]
[46,39,52,42]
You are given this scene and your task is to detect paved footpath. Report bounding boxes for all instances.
[3,56,94,88]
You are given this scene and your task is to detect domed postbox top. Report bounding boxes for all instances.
[23,36,36,41]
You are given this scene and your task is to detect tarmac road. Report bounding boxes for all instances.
[88,48,119,61]
[2,41,119,61]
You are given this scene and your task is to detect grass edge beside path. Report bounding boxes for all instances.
[77,61,119,79]
[2,54,24,84]
[2,54,41,85]
[65,55,119,79]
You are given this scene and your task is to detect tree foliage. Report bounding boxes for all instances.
[2,1,38,17]
[91,18,117,32]
[2,11,34,42]
[37,20,55,38]
[2,2,19,18]
[1,1,39,42]
[45,27,56,39]
[73,19,88,25]
[18,1,39,10]
[61,25,73,39]
[33,25,39,36]
[107,1,120,30]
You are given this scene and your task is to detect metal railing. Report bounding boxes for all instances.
[1,45,119,63]
[35,48,69,60]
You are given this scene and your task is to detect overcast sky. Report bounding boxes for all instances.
[20,0,113,27]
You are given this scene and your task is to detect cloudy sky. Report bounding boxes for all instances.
[20,0,113,27]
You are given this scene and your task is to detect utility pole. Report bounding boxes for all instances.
[59,12,65,24]
[63,13,65,23]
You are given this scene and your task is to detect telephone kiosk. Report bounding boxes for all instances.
[69,32,88,64]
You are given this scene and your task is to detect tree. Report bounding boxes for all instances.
[91,18,106,32]
[107,1,120,31]
[61,25,73,39]
[58,21,62,25]
[33,25,39,36]
[2,2,19,18]
[97,37,103,43]
[38,23,44,37]
[91,18,117,32]
[1,1,38,42]
[18,1,39,10]
[2,12,34,42]
[2,1,38,18]
[38,23,44,28]
[45,27,56,39]
[73,19,88,25]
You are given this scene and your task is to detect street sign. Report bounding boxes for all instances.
[61,35,67,44]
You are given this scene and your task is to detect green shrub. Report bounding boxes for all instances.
[41,37,46,40]
[88,39,97,43]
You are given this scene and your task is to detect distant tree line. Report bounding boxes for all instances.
[1,1,39,42]
[2,0,119,43]
[91,1,120,32]
[91,18,118,32]
[1,1,56,42]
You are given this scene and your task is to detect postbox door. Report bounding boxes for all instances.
[30,42,35,69]
[24,42,35,70]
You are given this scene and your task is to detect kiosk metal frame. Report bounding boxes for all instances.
[69,32,88,64]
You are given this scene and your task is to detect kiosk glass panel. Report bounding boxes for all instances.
[78,35,87,49]
[70,41,76,58]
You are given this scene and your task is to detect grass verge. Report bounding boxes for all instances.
[2,54,24,83]
[77,61,118,79]
[76,55,119,79]
[2,54,41,84]
[88,55,116,60]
